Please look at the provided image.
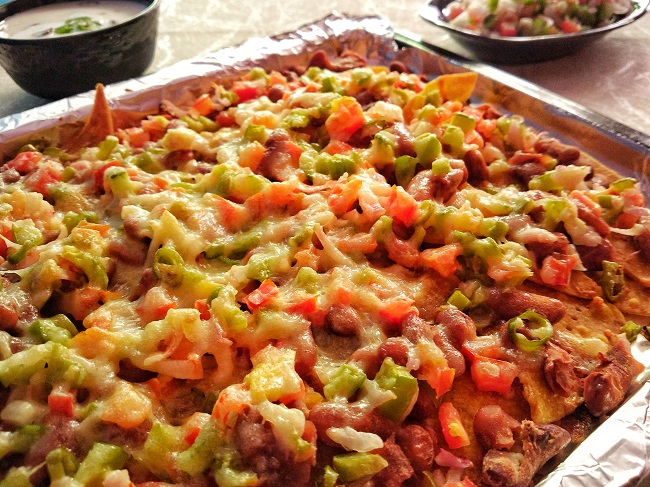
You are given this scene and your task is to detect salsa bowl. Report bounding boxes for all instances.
[419,0,650,64]
[0,0,160,99]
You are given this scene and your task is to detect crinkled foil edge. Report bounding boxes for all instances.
[0,11,649,487]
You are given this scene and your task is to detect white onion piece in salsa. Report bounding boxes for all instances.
[0,1,145,39]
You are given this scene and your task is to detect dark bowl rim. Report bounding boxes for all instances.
[0,0,160,45]
[419,0,650,44]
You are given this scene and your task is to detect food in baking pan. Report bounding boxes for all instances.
[0,52,647,486]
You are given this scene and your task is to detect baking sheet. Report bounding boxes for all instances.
[0,11,648,486]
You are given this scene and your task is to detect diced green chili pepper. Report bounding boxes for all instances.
[447,290,471,312]
[73,442,128,484]
[321,76,344,94]
[244,124,267,144]
[0,468,33,487]
[322,465,340,487]
[62,246,108,289]
[374,357,419,422]
[46,447,78,480]
[413,133,442,167]
[529,172,562,193]
[153,247,186,287]
[8,221,43,265]
[333,453,388,483]
[104,166,134,198]
[214,458,259,487]
[395,155,417,187]
[449,112,475,134]
[609,178,636,193]
[440,125,465,155]
[479,218,509,241]
[182,115,205,133]
[0,425,44,460]
[621,320,642,343]
[29,314,78,344]
[63,211,99,233]
[290,225,315,249]
[601,260,625,302]
[133,151,163,173]
[96,136,120,160]
[324,363,367,401]
[430,158,451,176]
[507,310,553,352]
[283,108,312,129]
[295,267,319,292]
[177,419,222,476]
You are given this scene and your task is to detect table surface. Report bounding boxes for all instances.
[1,0,650,140]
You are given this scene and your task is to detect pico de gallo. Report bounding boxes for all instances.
[443,0,634,36]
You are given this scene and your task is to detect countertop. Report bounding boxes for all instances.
[1,0,650,140]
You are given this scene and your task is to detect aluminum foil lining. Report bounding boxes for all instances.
[0,11,648,486]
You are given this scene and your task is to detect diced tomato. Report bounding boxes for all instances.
[137,287,177,322]
[184,426,201,446]
[238,141,266,170]
[194,299,211,320]
[283,139,304,164]
[569,189,600,213]
[141,117,168,140]
[48,391,75,417]
[268,70,288,86]
[323,140,354,155]
[24,162,62,196]
[215,111,235,128]
[419,363,455,398]
[561,19,581,33]
[439,401,470,449]
[93,160,124,192]
[212,383,251,421]
[387,186,420,228]
[464,129,485,148]
[461,336,501,361]
[470,356,518,395]
[335,233,378,255]
[5,151,42,174]
[325,97,365,142]
[120,127,150,149]
[621,188,646,207]
[243,279,278,311]
[445,2,464,19]
[614,211,639,229]
[0,238,7,260]
[328,179,362,215]
[207,194,250,230]
[420,244,462,278]
[190,94,216,116]
[379,298,417,326]
[497,22,517,36]
[286,295,318,315]
[476,118,497,139]
[539,253,579,287]
[144,378,162,398]
[232,81,259,104]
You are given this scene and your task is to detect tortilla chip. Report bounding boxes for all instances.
[610,233,650,287]
[433,72,479,103]
[531,270,602,300]
[64,84,114,152]
[614,277,650,317]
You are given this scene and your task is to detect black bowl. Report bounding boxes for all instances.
[419,0,650,64]
[0,0,160,99]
